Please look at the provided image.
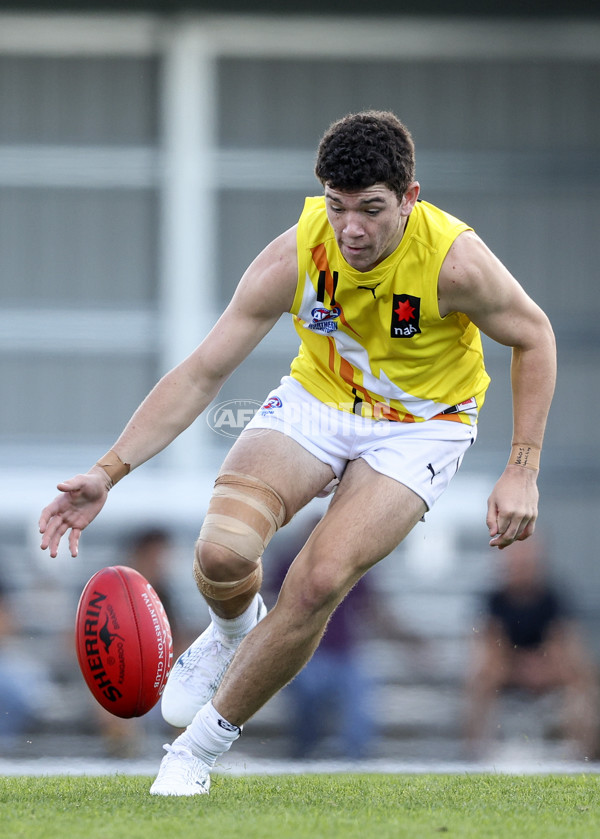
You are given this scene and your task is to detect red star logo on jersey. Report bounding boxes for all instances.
[394,299,416,322]
[391,294,421,338]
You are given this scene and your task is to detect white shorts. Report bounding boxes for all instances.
[244,376,478,510]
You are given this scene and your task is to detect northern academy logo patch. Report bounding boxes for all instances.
[391,294,421,338]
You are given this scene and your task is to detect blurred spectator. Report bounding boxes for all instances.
[123,526,187,656]
[266,513,426,760]
[0,577,37,748]
[463,537,599,760]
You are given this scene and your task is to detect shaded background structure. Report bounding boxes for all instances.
[0,3,599,762]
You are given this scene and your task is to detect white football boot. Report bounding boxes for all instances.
[161,594,267,728]
[149,744,211,796]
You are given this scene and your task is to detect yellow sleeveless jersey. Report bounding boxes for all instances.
[289,197,490,425]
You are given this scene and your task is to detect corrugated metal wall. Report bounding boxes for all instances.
[0,14,599,621]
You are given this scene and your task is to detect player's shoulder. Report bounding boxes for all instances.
[439,229,493,286]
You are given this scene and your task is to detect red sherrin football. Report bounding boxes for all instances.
[75,565,173,718]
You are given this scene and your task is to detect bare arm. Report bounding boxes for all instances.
[39,226,299,557]
[439,231,556,549]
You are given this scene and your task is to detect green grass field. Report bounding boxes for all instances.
[2,773,600,839]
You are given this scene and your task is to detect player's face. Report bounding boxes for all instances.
[324,183,416,272]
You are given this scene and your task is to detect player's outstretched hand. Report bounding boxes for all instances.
[486,465,539,549]
[39,468,111,558]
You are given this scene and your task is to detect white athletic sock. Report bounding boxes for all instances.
[209,593,260,642]
[176,701,241,766]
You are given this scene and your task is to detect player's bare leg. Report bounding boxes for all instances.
[212,456,427,725]
[160,429,335,728]
[152,455,427,795]
[199,429,336,618]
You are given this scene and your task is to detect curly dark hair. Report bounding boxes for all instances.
[315,110,415,200]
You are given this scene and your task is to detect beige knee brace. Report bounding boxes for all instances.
[193,471,286,601]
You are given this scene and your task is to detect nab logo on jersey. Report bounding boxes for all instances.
[391,294,421,338]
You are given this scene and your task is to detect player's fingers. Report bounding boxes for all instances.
[516,519,536,542]
[490,513,535,548]
[38,511,49,534]
[511,509,537,541]
[489,513,519,547]
[489,531,511,548]
[57,472,87,489]
[485,503,499,536]
[39,498,63,533]
[47,519,70,558]
[40,514,60,550]
[489,509,512,541]
[69,528,81,558]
